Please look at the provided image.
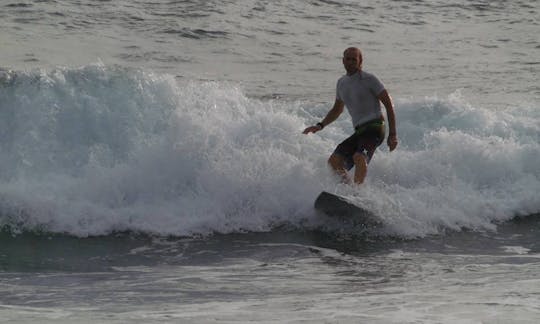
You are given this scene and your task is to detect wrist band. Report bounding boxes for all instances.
[316,122,324,129]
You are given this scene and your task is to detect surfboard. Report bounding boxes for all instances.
[314,191,382,228]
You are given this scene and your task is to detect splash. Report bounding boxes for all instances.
[0,65,538,237]
[338,92,540,237]
[0,65,322,236]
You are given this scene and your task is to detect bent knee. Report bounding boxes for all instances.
[352,152,367,165]
[328,154,341,165]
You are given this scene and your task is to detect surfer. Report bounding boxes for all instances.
[303,47,398,184]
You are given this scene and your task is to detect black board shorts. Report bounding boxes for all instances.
[333,119,385,170]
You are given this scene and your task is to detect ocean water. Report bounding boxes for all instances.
[1,0,539,323]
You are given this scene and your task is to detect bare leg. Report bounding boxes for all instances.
[352,153,368,184]
[328,154,351,184]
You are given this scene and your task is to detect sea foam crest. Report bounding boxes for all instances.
[0,65,321,236]
[341,93,540,237]
[0,65,538,237]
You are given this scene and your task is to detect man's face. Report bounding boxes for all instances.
[342,50,361,74]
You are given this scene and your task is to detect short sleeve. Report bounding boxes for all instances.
[335,79,342,101]
[370,75,385,96]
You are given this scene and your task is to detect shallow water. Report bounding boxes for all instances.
[1,215,540,323]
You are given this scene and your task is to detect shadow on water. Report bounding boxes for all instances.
[1,214,539,273]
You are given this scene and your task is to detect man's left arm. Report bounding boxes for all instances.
[378,89,398,151]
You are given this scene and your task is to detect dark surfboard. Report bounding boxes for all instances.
[314,191,382,228]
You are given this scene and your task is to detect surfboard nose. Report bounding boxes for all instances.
[314,191,382,228]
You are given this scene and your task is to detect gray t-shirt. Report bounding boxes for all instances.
[336,70,385,128]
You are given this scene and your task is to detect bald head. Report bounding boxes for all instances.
[343,47,362,59]
[342,47,363,74]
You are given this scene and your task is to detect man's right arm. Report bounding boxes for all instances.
[302,99,344,134]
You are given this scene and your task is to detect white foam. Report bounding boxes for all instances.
[501,246,531,255]
[0,66,538,237]
[338,94,540,237]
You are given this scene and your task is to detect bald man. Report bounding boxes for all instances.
[303,47,398,184]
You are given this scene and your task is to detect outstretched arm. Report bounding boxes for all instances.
[302,99,345,134]
[378,89,398,151]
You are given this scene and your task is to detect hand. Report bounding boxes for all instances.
[387,134,398,151]
[302,125,322,134]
